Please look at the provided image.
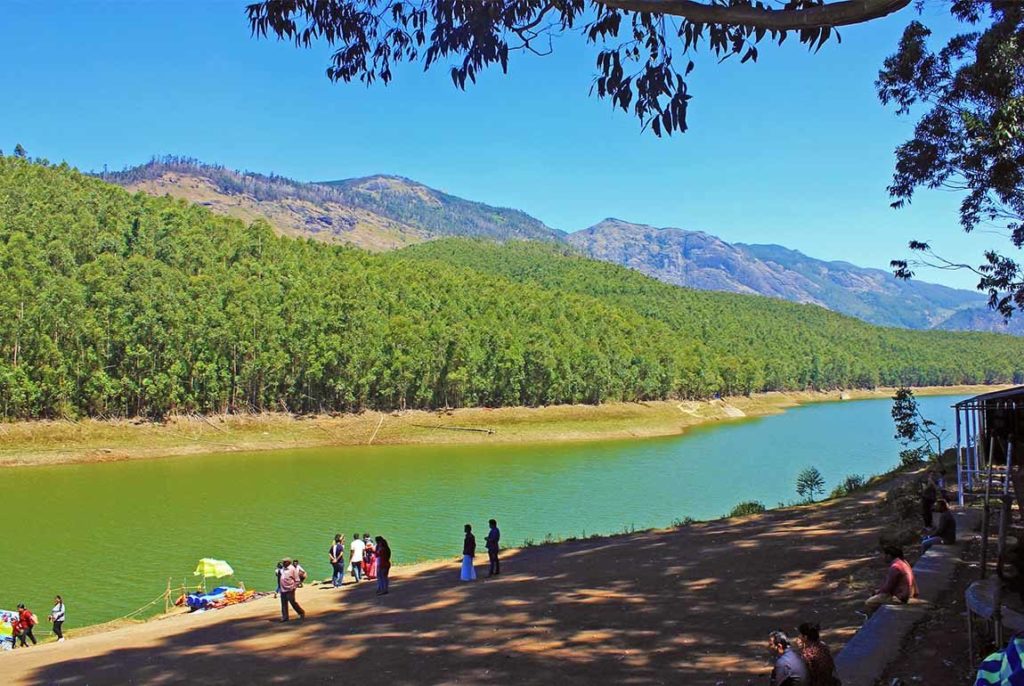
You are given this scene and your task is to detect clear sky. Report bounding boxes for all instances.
[1,0,988,289]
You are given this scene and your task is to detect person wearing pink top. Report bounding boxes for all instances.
[277,558,306,622]
[866,545,919,609]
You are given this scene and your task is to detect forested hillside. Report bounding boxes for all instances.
[106,157,1016,336]
[2,157,1022,420]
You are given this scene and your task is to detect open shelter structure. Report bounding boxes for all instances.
[955,386,1024,507]
[956,386,1024,657]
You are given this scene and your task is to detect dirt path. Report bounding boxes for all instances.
[1,484,912,685]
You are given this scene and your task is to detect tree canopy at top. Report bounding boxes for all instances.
[246,1,1024,322]
[246,0,910,137]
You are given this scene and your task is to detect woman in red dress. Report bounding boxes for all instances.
[362,533,378,580]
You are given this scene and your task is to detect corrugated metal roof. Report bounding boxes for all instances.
[955,385,1024,408]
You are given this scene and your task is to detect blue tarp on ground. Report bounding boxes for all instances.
[186,586,243,611]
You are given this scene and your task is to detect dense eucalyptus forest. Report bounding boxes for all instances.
[1,157,1023,419]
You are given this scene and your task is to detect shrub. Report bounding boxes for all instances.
[900,447,927,468]
[728,501,767,517]
[829,474,867,499]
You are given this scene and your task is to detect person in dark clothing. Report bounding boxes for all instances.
[375,536,392,595]
[769,630,810,685]
[797,622,838,686]
[329,534,346,588]
[461,524,477,582]
[920,472,938,528]
[486,518,501,577]
[921,500,957,552]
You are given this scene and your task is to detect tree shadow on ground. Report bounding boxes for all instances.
[18,493,897,686]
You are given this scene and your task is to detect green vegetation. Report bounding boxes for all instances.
[2,157,1024,419]
[891,387,949,464]
[728,501,766,518]
[796,467,826,502]
[829,474,867,499]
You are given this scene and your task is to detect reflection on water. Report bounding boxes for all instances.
[7,394,961,626]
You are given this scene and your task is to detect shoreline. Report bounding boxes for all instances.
[0,462,937,685]
[0,384,1002,468]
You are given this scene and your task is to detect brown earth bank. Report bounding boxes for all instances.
[1,472,935,685]
[0,385,1004,468]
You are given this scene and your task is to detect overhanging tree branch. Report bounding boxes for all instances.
[600,0,913,29]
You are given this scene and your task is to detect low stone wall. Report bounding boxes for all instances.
[835,509,980,686]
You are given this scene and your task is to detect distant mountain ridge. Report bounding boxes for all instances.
[566,218,1018,333]
[102,157,563,250]
[101,157,1019,335]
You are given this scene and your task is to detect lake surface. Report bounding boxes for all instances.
[5,394,962,627]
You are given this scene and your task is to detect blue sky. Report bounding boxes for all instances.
[1,1,988,288]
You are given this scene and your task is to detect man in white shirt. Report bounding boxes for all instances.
[350,532,365,582]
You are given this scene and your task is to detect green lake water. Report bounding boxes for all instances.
[3,394,963,628]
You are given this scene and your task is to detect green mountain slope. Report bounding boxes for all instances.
[3,158,1021,419]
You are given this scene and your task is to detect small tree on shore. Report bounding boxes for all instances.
[891,387,948,464]
[796,467,825,503]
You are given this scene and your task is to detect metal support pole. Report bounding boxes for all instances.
[980,437,995,579]
[956,406,964,506]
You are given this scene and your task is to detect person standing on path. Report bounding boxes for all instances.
[363,534,378,580]
[329,534,346,587]
[375,536,392,595]
[920,471,938,528]
[350,533,365,583]
[48,595,65,642]
[16,604,37,646]
[486,519,501,577]
[278,558,306,622]
[461,524,477,582]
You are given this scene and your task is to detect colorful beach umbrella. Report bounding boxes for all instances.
[193,558,234,579]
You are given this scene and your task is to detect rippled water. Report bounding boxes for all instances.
[5,394,962,627]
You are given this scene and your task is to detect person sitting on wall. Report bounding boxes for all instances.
[921,500,957,553]
[768,630,810,685]
[866,545,919,609]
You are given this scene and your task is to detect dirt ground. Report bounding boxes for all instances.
[1,385,1000,467]
[879,534,1023,686]
[0,480,925,685]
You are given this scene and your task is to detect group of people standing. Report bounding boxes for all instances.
[461,519,501,581]
[335,533,392,595]
[273,533,394,622]
[7,596,65,648]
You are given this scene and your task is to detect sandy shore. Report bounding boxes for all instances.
[0,470,923,685]
[0,385,999,468]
